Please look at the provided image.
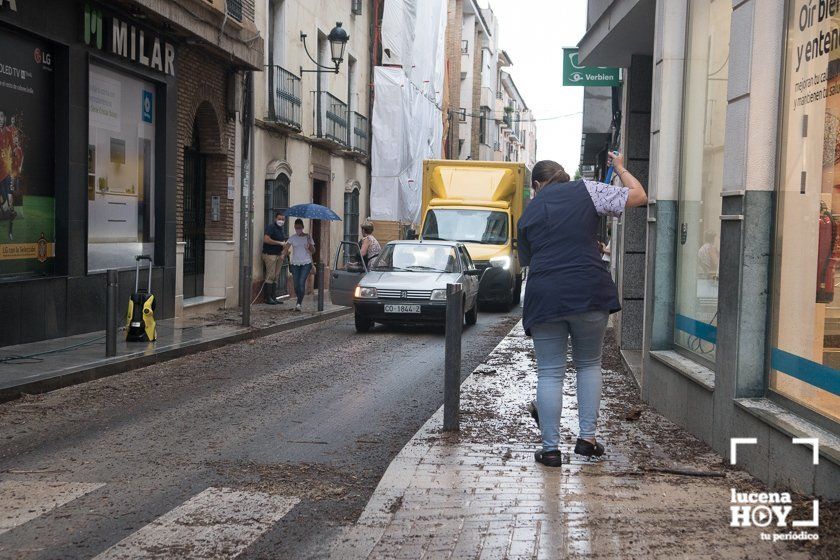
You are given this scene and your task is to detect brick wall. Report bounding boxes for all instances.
[444,0,463,157]
[469,25,482,160]
[176,46,237,242]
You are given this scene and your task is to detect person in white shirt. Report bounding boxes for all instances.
[284,218,315,311]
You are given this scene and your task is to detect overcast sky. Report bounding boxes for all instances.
[478,0,587,173]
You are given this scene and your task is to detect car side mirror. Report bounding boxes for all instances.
[465,268,482,277]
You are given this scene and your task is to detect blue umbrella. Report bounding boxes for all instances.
[284,203,342,221]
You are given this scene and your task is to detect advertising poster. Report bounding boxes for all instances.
[0,29,55,278]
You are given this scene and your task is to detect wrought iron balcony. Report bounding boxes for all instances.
[351,111,369,155]
[266,65,302,131]
[314,92,349,148]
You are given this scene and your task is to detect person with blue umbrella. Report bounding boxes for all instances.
[283,203,342,311]
[284,218,316,311]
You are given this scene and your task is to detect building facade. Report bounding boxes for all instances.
[251,0,371,300]
[0,0,261,345]
[579,0,840,498]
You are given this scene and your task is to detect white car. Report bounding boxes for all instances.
[330,240,481,332]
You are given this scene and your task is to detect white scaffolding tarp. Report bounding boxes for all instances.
[371,0,447,224]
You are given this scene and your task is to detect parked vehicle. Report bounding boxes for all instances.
[419,160,529,308]
[329,240,481,333]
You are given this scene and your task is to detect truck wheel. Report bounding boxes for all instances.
[355,313,373,333]
[513,276,523,305]
[465,301,478,326]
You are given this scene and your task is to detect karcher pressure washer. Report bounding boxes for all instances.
[126,255,156,342]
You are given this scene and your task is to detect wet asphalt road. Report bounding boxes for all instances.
[0,304,521,559]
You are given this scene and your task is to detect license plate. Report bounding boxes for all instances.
[384,304,420,314]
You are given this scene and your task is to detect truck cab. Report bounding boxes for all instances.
[419,160,529,307]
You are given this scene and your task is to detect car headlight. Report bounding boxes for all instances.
[490,256,512,270]
[355,286,378,298]
[430,289,447,301]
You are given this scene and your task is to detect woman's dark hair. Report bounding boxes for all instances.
[532,160,570,188]
[361,222,374,235]
[294,218,304,228]
[275,212,284,219]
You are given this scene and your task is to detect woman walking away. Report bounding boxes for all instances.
[518,152,647,467]
[360,220,381,269]
[285,218,316,312]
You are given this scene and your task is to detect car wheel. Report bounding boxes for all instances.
[465,301,478,326]
[355,313,373,333]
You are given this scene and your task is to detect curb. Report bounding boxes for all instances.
[329,322,527,558]
[0,307,352,403]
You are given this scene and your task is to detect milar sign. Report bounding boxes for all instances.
[562,48,620,87]
[84,4,175,77]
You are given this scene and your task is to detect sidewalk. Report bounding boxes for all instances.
[331,323,836,559]
[0,294,348,402]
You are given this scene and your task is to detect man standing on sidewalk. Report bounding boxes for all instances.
[262,212,287,305]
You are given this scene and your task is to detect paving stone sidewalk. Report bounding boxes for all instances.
[330,323,836,559]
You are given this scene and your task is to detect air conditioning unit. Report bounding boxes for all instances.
[351,0,362,15]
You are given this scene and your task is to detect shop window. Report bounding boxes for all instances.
[87,64,157,272]
[672,0,730,364]
[0,30,56,280]
[344,188,360,244]
[773,2,840,423]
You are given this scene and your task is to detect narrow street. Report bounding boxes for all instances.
[0,307,521,559]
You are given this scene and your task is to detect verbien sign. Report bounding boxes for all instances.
[562,48,620,87]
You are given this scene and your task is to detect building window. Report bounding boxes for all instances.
[344,188,360,244]
[226,0,243,21]
[458,108,467,122]
[265,174,289,237]
[461,40,469,54]
[773,3,840,423]
[672,0,730,363]
[0,30,56,280]
[87,64,157,272]
[479,107,488,145]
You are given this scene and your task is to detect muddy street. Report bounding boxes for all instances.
[0,307,521,559]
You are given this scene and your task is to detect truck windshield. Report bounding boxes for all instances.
[422,209,509,245]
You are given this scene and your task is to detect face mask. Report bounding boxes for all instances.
[276,220,284,227]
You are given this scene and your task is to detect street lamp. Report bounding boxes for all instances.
[300,22,350,75]
[300,22,351,142]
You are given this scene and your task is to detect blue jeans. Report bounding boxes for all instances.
[291,263,311,305]
[531,310,609,451]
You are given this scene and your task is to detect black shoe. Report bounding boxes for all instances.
[574,438,605,458]
[527,401,540,428]
[264,283,278,305]
[534,449,563,467]
[269,283,283,304]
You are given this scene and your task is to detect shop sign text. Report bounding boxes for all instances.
[84,4,175,77]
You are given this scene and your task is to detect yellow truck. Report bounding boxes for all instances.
[419,160,529,307]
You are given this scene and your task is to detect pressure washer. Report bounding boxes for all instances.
[126,255,156,342]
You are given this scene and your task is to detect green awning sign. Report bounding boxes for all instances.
[562,48,620,86]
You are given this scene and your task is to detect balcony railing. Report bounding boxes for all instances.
[314,92,349,147]
[266,65,302,131]
[351,112,369,154]
[226,0,242,21]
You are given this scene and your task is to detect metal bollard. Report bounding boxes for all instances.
[105,269,118,357]
[317,262,325,312]
[443,282,463,431]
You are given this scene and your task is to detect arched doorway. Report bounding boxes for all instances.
[183,123,206,299]
[265,160,292,297]
[182,101,222,301]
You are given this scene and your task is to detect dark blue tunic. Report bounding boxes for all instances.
[517,180,621,335]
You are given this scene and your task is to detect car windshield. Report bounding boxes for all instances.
[371,244,460,273]
[422,209,509,245]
